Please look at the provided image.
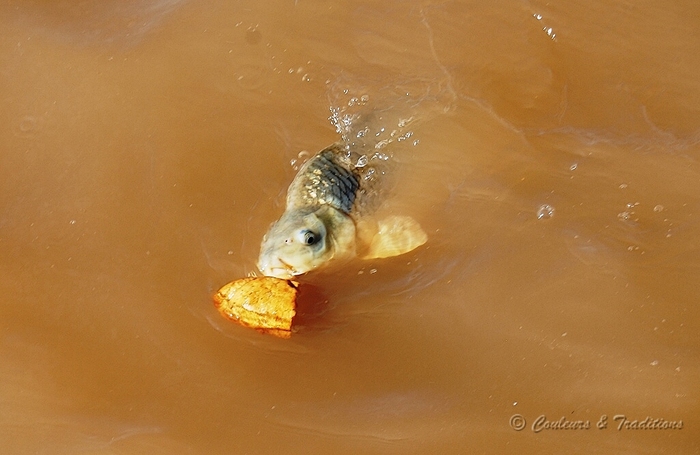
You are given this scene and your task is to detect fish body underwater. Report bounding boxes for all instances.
[257,143,427,279]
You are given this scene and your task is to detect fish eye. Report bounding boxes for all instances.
[299,229,320,246]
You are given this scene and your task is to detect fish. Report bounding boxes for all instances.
[257,143,427,279]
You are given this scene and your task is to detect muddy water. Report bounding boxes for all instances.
[1,0,698,453]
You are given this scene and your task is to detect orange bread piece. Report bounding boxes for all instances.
[213,277,298,338]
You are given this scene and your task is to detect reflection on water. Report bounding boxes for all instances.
[1,0,698,453]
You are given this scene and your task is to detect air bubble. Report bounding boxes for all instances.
[569,163,577,171]
[397,131,413,142]
[653,205,664,212]
[537,204,555,219]
[347,95,369,107]
[373,152,389,161]
[355,155,368,167]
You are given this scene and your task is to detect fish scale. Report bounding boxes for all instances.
[287,145,361,215]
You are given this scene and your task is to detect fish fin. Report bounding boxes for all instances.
[354,217,379,256]
[361,215,427,259]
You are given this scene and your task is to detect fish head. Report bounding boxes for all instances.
[257,206,356,279]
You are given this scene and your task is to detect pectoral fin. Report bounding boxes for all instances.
[361,215,428,259]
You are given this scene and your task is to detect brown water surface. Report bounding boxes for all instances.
[1,0,698,453]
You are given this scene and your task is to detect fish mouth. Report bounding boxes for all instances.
[260,257,299,279]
